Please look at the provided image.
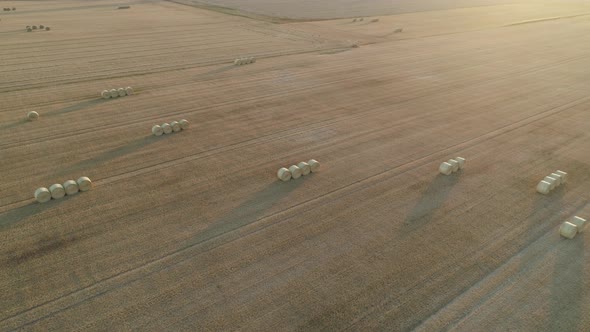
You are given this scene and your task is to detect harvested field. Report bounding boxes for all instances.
[1,0,590,330]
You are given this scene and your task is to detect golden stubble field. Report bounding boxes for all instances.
[1,0,590,330]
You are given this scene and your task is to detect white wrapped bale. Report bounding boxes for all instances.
[550,173,562,187]
[34,187,52,203]
[439,162,453,175]
[27,111,39,121]
[289,165,302,179]
[152,125,164,136]
[571,216,587,233]
[101,90,110,99]
[455,157,466,169]
[125,86,133,95]
[560,221,578,239]
[298,162,311,175]
[448,159,459,173]
[170,121,181,132]
[555,170,567,184]
[63,180,79,196]
[544,176,557,190]
[162,123,172,134]
[308,159,320,172]
[179,119,190,130]
[117,88,126,97]
[536,180,552,195]
[277,167,292,182]
[49,184,65,199]
[77,177,93,192]
[109,89,118,98]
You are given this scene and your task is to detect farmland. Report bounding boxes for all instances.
[1,0,590,330]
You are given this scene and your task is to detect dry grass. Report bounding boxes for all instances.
[1,0,590,330]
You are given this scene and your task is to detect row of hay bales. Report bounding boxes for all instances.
[234,57,256,66]
[152,120,189,136]
[101,87,133,99]
[560,216,586,239]
[536,170,567,194]
[439,157,466,175]
[277,160,320,181]
[26,25,50,32]
[35,177,93,203]
[3,7,16,11]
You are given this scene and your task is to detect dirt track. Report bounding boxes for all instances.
[1,1,590,330]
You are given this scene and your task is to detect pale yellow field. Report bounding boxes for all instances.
[1,1,590,331]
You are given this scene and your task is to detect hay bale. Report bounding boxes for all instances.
[125,86,133,95]
[359,18,364,21]
[27,27,32,32]
[101,90,110,99]
[45,27,51,31]
[161,123,172,134]
[560,221,578,239]
[117,88,126,97]
[555,170,568,184]
[179,119,190,130]
[289,165,302,179]
[439,162,453,175]
[298,162,311,176]
[353,18,357,22]
[544,176,557,190]
[371,18,380,23]
[170,121,181,132]
[277,167,292,182]
[77,177,93,191]
[571,216,586,233]
[27,111,39,121]
[39,25,45,29]
[118,6,130,9]
[550,173,562,186]
[536,180,551,194]
[308,159,320,172]
[12,7,15,11]
[455,157,466,169]
[49,184,66,199]
[447,159,460,172]
[395,28,404,33]
[63,180,79,196]
[32,26,38,30]
[152,125,164,136]
[234,59,241,66]
[34,187,51,203]
[109,89,118,98]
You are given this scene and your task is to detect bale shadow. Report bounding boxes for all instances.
[46,99,106,117]
[58,135,159,176]
[0,198,67,230]
[186,179,305,246]
[548,235,585,331]
[402,172,461,235]
[0,118,28,131]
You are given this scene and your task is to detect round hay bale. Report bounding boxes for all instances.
[125,86,133,95]
[49,184,66,199]
[289,165,302,179]
[353,18,357,22]
[550,173,562,187]
[117,88,126,97]
[448,159,460,172]
[63,180,79,195]
[234,59,241,66]
[101,90,110,99]
[560,221,578,239]
[277,167,292,182]
[439,162,453,175]
[109,89,118,98]
[161,123,172,134]
[544,176,557,190]
[27,27,32,32]
[170,121,181,132]
[179,119,190,130]
[298,162,311,175]
[250,57,256,63]
[359,18,364,21]
[571,216,586,233]
[152,125,164,136]
[39,25,44,29]
[12,7,15,11]
[27,111,39,121]
[455,157,466,169]
[34,187,52,203]
[77,177,93,192]
[308,159,320,172]
[555,170,568,184]
[32,26,38,30]
[26,25,31,29]
[536,180,551,195]
[45,27,51,31]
